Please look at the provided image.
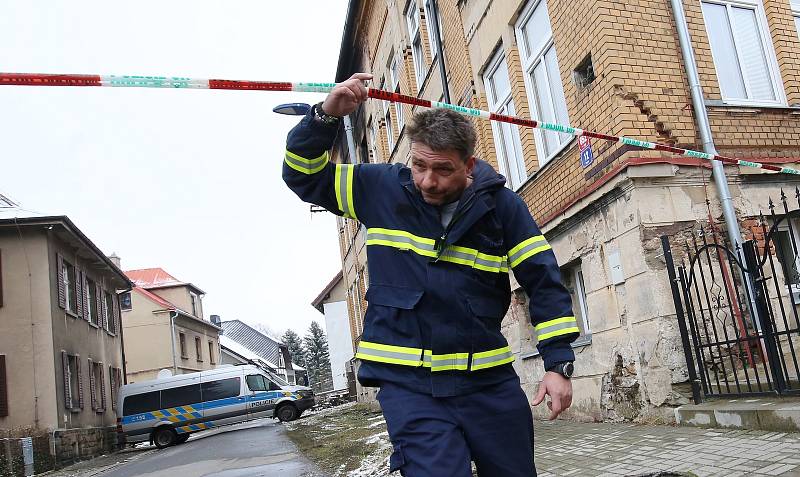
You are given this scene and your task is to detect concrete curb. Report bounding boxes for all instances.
[675,397,800,432]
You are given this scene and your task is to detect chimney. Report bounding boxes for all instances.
[210,314,221,326]
[108,253,121,268]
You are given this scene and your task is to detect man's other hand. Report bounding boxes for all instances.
[321,72,373,117]
[532,371,573,420]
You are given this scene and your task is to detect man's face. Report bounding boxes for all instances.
[410,142,475,206]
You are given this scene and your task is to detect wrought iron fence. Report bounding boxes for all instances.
[662,190,800,403]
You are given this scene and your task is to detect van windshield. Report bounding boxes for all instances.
[262,368,289,386]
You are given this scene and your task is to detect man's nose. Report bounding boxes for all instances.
[421,171,437,190]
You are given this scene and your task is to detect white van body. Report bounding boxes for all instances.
[118,364,314,448]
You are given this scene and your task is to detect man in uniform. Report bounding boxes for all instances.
[283,73,578,477]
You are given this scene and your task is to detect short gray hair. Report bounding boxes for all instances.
[406,108,476,161]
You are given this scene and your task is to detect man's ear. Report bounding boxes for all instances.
[465,156,476,175]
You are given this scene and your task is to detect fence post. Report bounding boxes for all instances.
[742,240,786,394]
[662,236,702,404]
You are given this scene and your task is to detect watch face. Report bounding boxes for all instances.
[563,362,574,378]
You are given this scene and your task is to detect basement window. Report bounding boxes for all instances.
[573,53,595,89]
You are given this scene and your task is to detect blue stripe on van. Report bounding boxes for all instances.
[121,391,291,425]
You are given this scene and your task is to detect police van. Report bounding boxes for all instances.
[118,363,314,448]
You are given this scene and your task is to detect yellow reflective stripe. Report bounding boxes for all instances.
[470,346,514,371]
[284,150,329,174]
[535,316,579,341]
[508,235,552,268]
[356,340,423,366]
[335,164,358,220]
[430,352,469,371]
[422,350,432,368]
[366,228,437,258]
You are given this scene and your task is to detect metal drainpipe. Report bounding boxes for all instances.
[429,0,451,103]
[670,0,761,325]
[343,114,358,164]
[671,0,740,247]
[170,310,179,374]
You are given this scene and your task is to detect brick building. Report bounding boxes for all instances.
[325,0,800,421]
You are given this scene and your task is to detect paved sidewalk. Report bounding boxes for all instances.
[535,420,800,476]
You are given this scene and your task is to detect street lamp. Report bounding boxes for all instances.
[272,103,311,116]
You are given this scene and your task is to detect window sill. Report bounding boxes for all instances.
[705,99,799,111]
[89,322,99,329]
[66,310,78,319]
[519,335,592,361]
[181,356,189,360]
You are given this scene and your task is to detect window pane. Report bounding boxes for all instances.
[123,391,161,416]
[775,230,800,286]
[504,102,526,185]
[490,59,511,101]
[532,61,558,155]
[795,15,800,41]
[521,1,551,58]
[702,2,748,99]
[730,6,775,101]
[201,377,241,401]
[161,384,202,408]
[246,375,268,392]
[544,47,570,146]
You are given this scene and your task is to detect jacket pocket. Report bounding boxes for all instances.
[363,284,424,346]
[466,295,507,319]
[366,284,423,309]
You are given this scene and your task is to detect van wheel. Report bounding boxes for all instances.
[175,434,190,444]
[276,404,299,422]
[153,428,177,449]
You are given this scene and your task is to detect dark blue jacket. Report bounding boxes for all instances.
[284,111,577,397]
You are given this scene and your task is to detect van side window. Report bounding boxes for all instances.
[246,375,267,392]
[161,384,202,409]
[123,391,160,416]
[269,380,282,391]
[201,377,241,401]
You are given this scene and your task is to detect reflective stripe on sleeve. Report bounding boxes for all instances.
[470,346,514,371]
[507,235,552,268]
[335,164,358,220]
[535,316,580,341]
[284,150,329,175]
[355,341,423,366]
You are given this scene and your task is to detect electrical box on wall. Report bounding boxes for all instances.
[608,250,625,285]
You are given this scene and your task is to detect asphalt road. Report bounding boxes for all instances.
[95,419,327,477]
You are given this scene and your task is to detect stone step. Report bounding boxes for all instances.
[675,397,800,432]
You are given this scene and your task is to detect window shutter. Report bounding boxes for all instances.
[57,254,66,309]
[88,359,96,410]
[0,249,3,308]
[112,293,120,334]
[95,284,104,328]
[109,365,116,411]
[99,364,106,412]
[76,355,84,409]
[75,270,84,318]
[0,355,8,417]
[62,352,72,409]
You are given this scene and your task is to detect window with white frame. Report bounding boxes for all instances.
[483,49,527,189]
[368,118,379,163]
[515,0,571,165]
[381,77,395,152]
[390,55,405,132]
[406,2,425,89]
[423,0,442,60]
[561,261,591,343]
[700,0,785,105]
[772,217,800,289]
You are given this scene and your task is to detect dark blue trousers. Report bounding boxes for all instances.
[377,377,536,477]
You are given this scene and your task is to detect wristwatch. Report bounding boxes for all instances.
[547,361,575,379]
[312,102,341,126]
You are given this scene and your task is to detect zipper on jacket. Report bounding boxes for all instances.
[434,192,477,260]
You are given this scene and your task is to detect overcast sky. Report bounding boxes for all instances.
[0,1,348,338]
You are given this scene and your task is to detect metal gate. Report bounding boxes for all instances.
[662,192,800,403]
